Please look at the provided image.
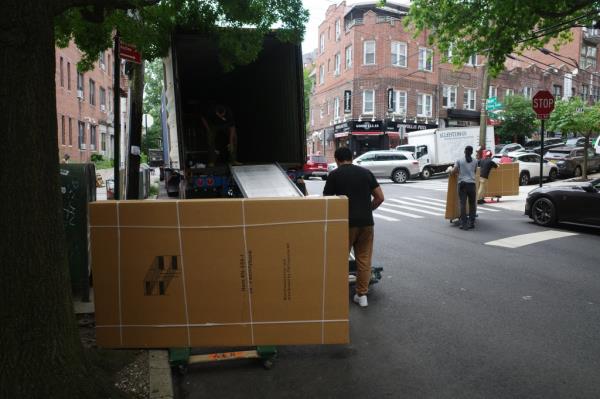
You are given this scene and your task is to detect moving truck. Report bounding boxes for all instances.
[162,31,306,198]
[396,126,495,179]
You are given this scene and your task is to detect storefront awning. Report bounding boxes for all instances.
[351,131,384,136]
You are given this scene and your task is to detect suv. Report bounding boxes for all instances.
[543,146,600,177]
[303,154,328,180]
[495,143,525,155]
[353,150,420,183]
[493,151,558,185]
[524,138,564,154]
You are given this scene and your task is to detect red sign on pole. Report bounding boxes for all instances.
[120,42,141,64]
[532,90,555,120]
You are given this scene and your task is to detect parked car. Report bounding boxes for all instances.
[565,137,587,147]
[303,154,328,180]
[525,178,600,227]
[492,151,558,185]
[353,150,420,183]
[543,146,600,177]
[594,136,600,154]
[495,143,525,155]
[327,162,337,174]
[524,138,564,154]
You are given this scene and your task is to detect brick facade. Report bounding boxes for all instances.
[55,41,129,163]
[308,1,600,160]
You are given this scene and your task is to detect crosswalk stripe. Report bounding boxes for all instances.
[416,195,446,204]
[485,230,578,248]
[377,206,424,219]
[475,204,501,212]
[383,202,444,216]
[373,213,400,222]
[392,197,446,208]
[388,198,447,212]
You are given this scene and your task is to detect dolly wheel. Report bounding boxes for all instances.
[263,359,274,370]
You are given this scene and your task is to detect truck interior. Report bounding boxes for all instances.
[172,32,305,171]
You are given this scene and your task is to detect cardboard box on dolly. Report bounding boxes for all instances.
[89,197,349,348]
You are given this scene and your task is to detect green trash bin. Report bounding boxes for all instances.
[60,163,96,301]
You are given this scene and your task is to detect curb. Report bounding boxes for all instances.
[149,350,174,399]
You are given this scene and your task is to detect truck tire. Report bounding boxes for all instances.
[420,167,432,180]
[519,171,530,186]
[391,168,409,184]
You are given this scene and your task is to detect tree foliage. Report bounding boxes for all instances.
[405,0,599,75]
[495,95,538,143]
[54,0,308,71]
[547,97,600,179]
[304,67,315,134]
[142,58,163,154]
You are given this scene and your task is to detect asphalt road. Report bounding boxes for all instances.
[174,176,600,399]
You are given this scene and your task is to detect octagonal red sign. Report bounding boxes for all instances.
[532,90,555,119]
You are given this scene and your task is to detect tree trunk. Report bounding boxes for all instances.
[0,2,121,398]
[126,61,144,199]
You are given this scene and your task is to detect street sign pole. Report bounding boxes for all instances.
[540,119,545,187]
[113,31,120,200]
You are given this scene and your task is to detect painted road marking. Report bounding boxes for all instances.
[388,198,447,213]
[485,230,579,248]
[417,196,447,204]
[383,202,444,216]
[377,207,424,219]
[373,213,400,222]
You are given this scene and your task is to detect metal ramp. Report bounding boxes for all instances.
[230,164,304,198]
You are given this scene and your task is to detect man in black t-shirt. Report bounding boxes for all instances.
[200,103,240,166]
[323,147,384,307]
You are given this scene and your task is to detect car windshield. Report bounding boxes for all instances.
[565,138,581,146]
[397,145,415,153]
[308,155,326,163]
[545,150,570,157]
[524,141,540,148]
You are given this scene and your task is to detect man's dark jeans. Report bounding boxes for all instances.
[458,182,476,227]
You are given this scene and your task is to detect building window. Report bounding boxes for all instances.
[335,19,341,41]
[464,89,476,110]
[523,87,532,99]
[364,40,376,65]
[363,89,375,114]
[488,86,497,98]
[319,64,325,85]
[581,84,589,101]
[445,45,454,62]
[61,115,66,145]
[67,62,71,90]
[443,85,457,108]
[78,121,86,149]
[334,97,340,119]
[580,44,597,69]
[99,87,106,111]
[466,54,478,66]
[394,90,407,114]
[391,41,407,67]
[417,93,432,117]
[90,125,97,150]
[68,118,73,146]
[89,79,96,105]
[505,88,514,97]
[320,33,325,54]
[99,52,106,70]
[345,45,353,69]
[334,53,341,75]
[101,131,107,152]
[77,72,84,98]
[552,85,562,99]
[418,47,433,71]
[59,57,64,87]
[107,54,111,76]
[108,88,112,112]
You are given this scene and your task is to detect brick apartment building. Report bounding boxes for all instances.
[308,1,600,160]
[55,41,129,163]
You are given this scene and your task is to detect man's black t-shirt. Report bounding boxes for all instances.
[479,158,498,179]
[202,104,235,131]
[323,164,379,227]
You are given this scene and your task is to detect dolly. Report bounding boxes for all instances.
[169,346,278,374]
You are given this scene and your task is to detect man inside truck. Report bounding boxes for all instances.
[200,103,241,167]
[323,147,385,308]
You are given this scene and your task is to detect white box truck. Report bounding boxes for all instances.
[396,126,495,179]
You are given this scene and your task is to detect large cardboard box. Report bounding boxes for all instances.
[485,163,519,197]
[90,197,349,348]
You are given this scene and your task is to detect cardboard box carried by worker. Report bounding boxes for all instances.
[90,197,349,348]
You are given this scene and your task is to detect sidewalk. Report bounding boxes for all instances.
[487,172,600,212]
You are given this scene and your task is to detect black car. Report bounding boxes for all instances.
[525,178,600,227]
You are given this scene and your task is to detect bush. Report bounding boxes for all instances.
[149,183,159,197]
[90,153,104,162]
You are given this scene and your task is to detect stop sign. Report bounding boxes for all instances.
[532,90,555,119]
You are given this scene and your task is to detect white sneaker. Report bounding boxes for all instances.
[348,274,357,283]
[353,294,368,307]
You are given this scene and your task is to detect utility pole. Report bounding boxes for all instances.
[126,61,144,200]
[479,60,491,152]
[113,32,121,200]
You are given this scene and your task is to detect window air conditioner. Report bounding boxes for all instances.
[77,90,84,99]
